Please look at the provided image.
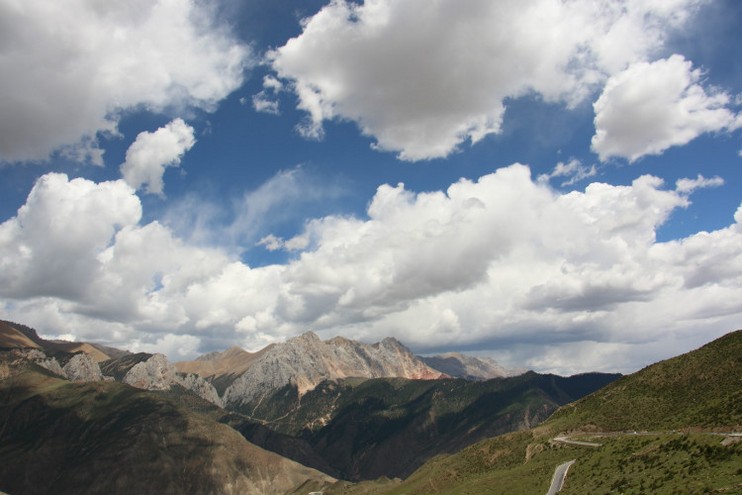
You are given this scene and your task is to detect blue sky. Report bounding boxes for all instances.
[1,0,741,374]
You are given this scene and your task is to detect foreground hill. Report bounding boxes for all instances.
[547,329,742,432]
[0,362,332,495]
[305,330,742,494]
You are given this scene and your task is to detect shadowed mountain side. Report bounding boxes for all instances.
[0,368,333,495]
[227,372,620,480]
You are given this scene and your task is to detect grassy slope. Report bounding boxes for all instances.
[0,367,331,495]
[310,330,742,494]
[547,329,742,432]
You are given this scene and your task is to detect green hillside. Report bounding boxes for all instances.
[548,329,742,432]
[307,330,742,494]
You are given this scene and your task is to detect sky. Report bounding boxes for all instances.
[1,0,742,375]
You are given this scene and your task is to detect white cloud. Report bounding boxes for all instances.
[120,119,196,196]
[592,55,742,161]
[2,165,741,374]
[0,174,141,300]
[0,0,250,163]
[252,75,284,115]
[256,234,285,252]
[538,159,598,186]
[257,233,310,252]
[675,174,724,193]
[252,93,281,115]
[268,0,706,161]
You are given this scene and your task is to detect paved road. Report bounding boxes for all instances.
[546,459,575,495]
[552,436,602,448]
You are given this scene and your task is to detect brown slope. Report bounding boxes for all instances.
[0,321,40,349]
[0,368,333,495]
[175,345,267,378]
[0,320,113,362]
[48,341,111,362]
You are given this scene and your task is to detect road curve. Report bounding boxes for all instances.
[546,459,575,495]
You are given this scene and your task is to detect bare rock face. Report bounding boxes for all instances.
[0,348,64,378]
[122,353,177,390]
[223,332,445,408]
[62,353,107,382]
[176,371,224,407]
[21,348,65,376]
[121,353,223,407]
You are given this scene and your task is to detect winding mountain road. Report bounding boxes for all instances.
[546,459,575,495]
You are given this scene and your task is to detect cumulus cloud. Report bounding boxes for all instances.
[120,119,196,196]
[0,174,141,299]
[267,0,706,160]
[2,165,742,374]
[0,0,250,163]
[592,55,742,161]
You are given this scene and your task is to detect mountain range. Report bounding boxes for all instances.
[2,319,739,494]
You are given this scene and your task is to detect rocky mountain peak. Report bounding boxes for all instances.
[223,332,445,409]
[294,331,321,343]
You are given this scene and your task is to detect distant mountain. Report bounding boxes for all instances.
[310,329,742,494]
[219,332,445,410]
[175,345,273,395]
[421,352,524,380]
[0,366,333,495]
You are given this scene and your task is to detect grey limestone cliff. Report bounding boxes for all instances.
[62,353,109,382]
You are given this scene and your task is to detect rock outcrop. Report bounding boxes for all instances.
[0,347,110,383]
[122,353,178,390]
[62,353,109,382]
[5,348,65,377]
